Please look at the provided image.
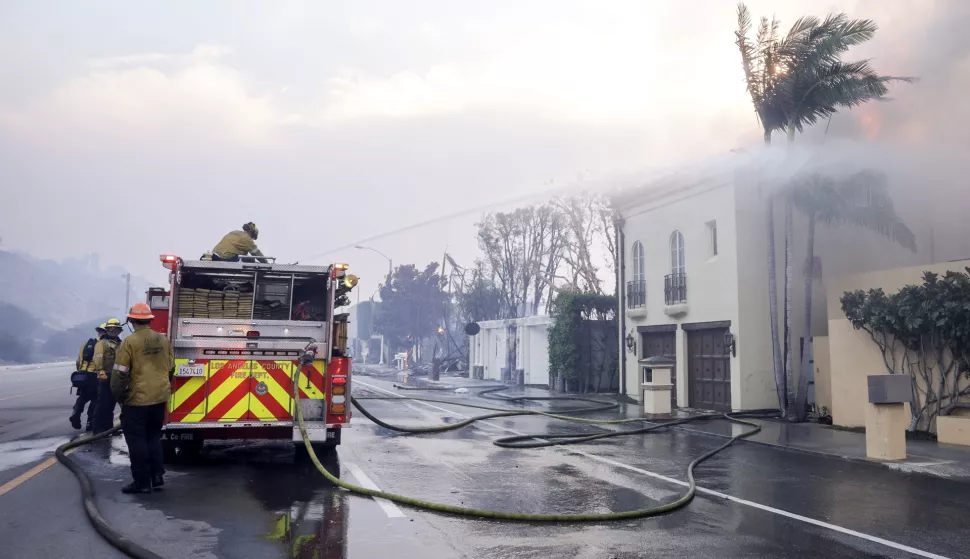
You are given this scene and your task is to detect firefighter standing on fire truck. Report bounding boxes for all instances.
[111,303,174,494]
[91,318,123,434]
[211,222,266,262]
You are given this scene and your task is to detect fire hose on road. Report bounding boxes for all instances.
[295,376,780,521]
[55,369,778,558]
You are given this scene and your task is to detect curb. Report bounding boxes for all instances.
[0,361,74,373]
[666,422,970,483]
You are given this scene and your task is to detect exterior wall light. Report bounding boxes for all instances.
[625,331,637,354]
[724,331,737,358]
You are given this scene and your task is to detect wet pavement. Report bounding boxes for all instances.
[1,365,969,558]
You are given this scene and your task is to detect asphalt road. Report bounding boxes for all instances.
[1,366,969,558]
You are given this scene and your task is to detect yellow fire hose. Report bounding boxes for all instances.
[53,368,778,559]
[294,373,778,521]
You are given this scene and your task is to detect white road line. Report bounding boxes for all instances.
[345,462,407,519]
[355,380,951,559]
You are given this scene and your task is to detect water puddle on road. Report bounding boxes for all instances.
[0,436,70,473]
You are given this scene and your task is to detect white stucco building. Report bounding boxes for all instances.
[613,147,970,412]
[468,316,552,386]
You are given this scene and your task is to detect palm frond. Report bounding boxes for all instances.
[790,170,917,252]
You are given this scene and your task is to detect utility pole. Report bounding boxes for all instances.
[122,272,131,313]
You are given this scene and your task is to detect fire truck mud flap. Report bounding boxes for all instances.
[161,430,203,462]
[294,424,341,445]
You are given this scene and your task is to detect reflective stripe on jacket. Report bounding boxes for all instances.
[111,325,174,406]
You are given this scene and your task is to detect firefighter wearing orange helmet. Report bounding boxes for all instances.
[111,303,174,494]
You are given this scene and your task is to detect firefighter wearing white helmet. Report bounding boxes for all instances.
[91,318,124,434]
[211,222,267,263]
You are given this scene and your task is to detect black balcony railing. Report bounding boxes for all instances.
[664,273,687,305]
[626,280,646,309]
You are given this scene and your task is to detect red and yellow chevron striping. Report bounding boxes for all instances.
[169,359,327,424]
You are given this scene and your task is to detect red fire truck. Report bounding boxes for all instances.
[145,255,357,460]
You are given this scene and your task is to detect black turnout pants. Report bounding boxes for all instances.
[92,378,117,433]
[71,377,98,424]
[121,402,166,486]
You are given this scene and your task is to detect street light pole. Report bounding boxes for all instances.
[355,245,392,367]
[354,245,392,281]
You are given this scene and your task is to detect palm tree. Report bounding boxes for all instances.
[736,3,915,419]
[790,171,916,420]
[735,5,787,412]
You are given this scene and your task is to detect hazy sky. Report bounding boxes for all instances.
[0,0,963,296]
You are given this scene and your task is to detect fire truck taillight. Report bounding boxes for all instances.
[332,385,345,395]
[246,331,260,338]
[332,376,347,385]
[159,254,177,271]
[331,404,346,414]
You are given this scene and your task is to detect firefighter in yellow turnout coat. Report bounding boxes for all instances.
[111,303,174,494]
[212,221,266,262]
[91,318,123,434]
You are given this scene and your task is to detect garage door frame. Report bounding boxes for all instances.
[683,321,732,412]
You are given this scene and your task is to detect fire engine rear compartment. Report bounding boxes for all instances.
[162,260,344,453]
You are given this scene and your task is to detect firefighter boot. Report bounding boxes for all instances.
[121,482,152,494]
[69,414,82,430]
[151,475,164,491]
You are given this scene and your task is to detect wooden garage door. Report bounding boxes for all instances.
[687,328,731,411]
[641,331,677,407]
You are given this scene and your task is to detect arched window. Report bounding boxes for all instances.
[667,231,686,304]
[628,241,646,308]
[669,231,685,275]
[632,241,645,282]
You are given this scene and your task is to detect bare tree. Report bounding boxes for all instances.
[553,192,617,295]
[477,204,568,317]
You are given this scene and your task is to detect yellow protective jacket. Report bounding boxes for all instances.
[213,230,264,260]
[92,336,121,381]
[111,324,174,406]
[76,337,100,372]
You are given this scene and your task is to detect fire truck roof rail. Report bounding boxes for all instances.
[180,259,333,274]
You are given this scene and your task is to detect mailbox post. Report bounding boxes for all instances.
[640,355,675,415]
[865,374,911,460]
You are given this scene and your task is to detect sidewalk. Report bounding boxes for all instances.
[664,413,970,482]
[354,366,970,482]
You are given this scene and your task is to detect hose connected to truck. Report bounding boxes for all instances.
[55,365,778,558]
[294,370,779,521]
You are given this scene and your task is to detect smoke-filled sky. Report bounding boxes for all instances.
[0,0,965,295]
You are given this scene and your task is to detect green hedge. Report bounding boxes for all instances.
[548,291,616,381]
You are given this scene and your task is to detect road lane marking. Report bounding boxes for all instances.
[345,462,407,518]
[0,449,77,498]
[0,387,62,402]
[0,413,123,499]
[356,380,951,559]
